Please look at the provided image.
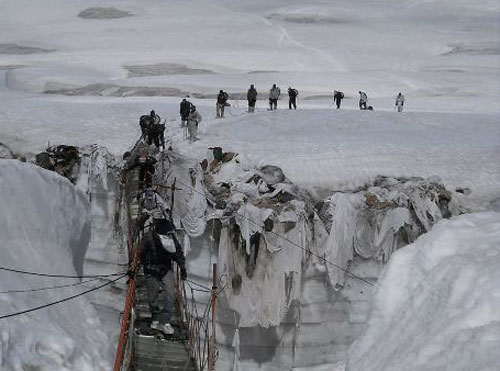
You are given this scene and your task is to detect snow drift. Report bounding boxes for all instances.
[347,212,500,371]
[0,160,111,370]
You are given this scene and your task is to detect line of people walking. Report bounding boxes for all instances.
[138,89,406,149]
[245,84,404,112]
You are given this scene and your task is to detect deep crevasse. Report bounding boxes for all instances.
[0,160,111,371]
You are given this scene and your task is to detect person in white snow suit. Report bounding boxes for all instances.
[187,105,202,143]
[395,92,405,112]
[136,187,187,336]
[247,84,257,113]
[333,90,344,109]
[288,87,298,110]
[269,84,281,110]
[216,90,229,118]
[359,91,368,110]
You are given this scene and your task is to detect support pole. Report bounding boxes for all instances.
[208,263,217,371]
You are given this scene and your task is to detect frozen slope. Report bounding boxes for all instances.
[0,160,112,370]
[347,212,500,371]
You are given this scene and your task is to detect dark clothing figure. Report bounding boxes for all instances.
[247,85,257,113]
[139,218,186,279]
[139,115,151,136]
[140,110,162,149]
[334,90,344,109]
[269,84,280,110]
[140,110,159,136]
[138,215,187,334]
[288,88,298,110]
[216,90,229,118]
[147,123,165,150]
[180,99,192,126]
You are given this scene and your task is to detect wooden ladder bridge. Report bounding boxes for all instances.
[112,142,218,371]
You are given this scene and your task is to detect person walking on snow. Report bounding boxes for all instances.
[216,90,229,118]
[395,92,405,112]
[187,105,202,143]
[269,84,281,110]
[180,98,192,127]
[137,188,187,336]
[359,91,368,110]
[180,98,192,140]
[247,84,257,113]
[333,90,344,109]
[288,87,298,110]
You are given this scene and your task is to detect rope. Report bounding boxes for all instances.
[0,266,127,279]
[0,274,126,320]
[0,277,104,294]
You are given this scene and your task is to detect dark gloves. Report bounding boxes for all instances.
[180,268,187,281]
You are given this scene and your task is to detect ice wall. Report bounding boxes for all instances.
[347,212,500,371]
[0,160,111,370]
[155,150,470,370]
[319,175,466,289]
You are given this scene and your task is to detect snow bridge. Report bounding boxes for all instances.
[112,140,218,371]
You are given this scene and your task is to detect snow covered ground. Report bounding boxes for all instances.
[1,0,499,369]
[347,212,500,371]
[0,161,114,370]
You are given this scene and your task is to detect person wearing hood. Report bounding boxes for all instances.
[333,90,344,109]
[136,188,186,336]
[288,87,298,110]
[247,84,257,113]
[179,98,192,127]
[269,84,281,110]
[216,90,229,118]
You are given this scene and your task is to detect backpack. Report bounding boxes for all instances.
[153,219,176,253]
[218,92,228,104]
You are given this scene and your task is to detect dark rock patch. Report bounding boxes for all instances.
[0,64,25,70]
[266,13,349,24]
[35,145,80,182]
[247,70,278,74]
[45,83,185,97]
[442,43,500,56]
[0,43,55,55]
[78,7,134,19]
[125,63,214,77]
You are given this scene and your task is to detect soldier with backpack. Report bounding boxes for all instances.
[139,110,160,137]
[179,98,192,127]
[137,188,187,336]
[288,87,298,110]
[269,84,281,110]
[147,122,165,151]
[333,90,344,109]
[395,92,405,112]
[359,91,368,110]
[247,84,257,113]
[216,90,229,118]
